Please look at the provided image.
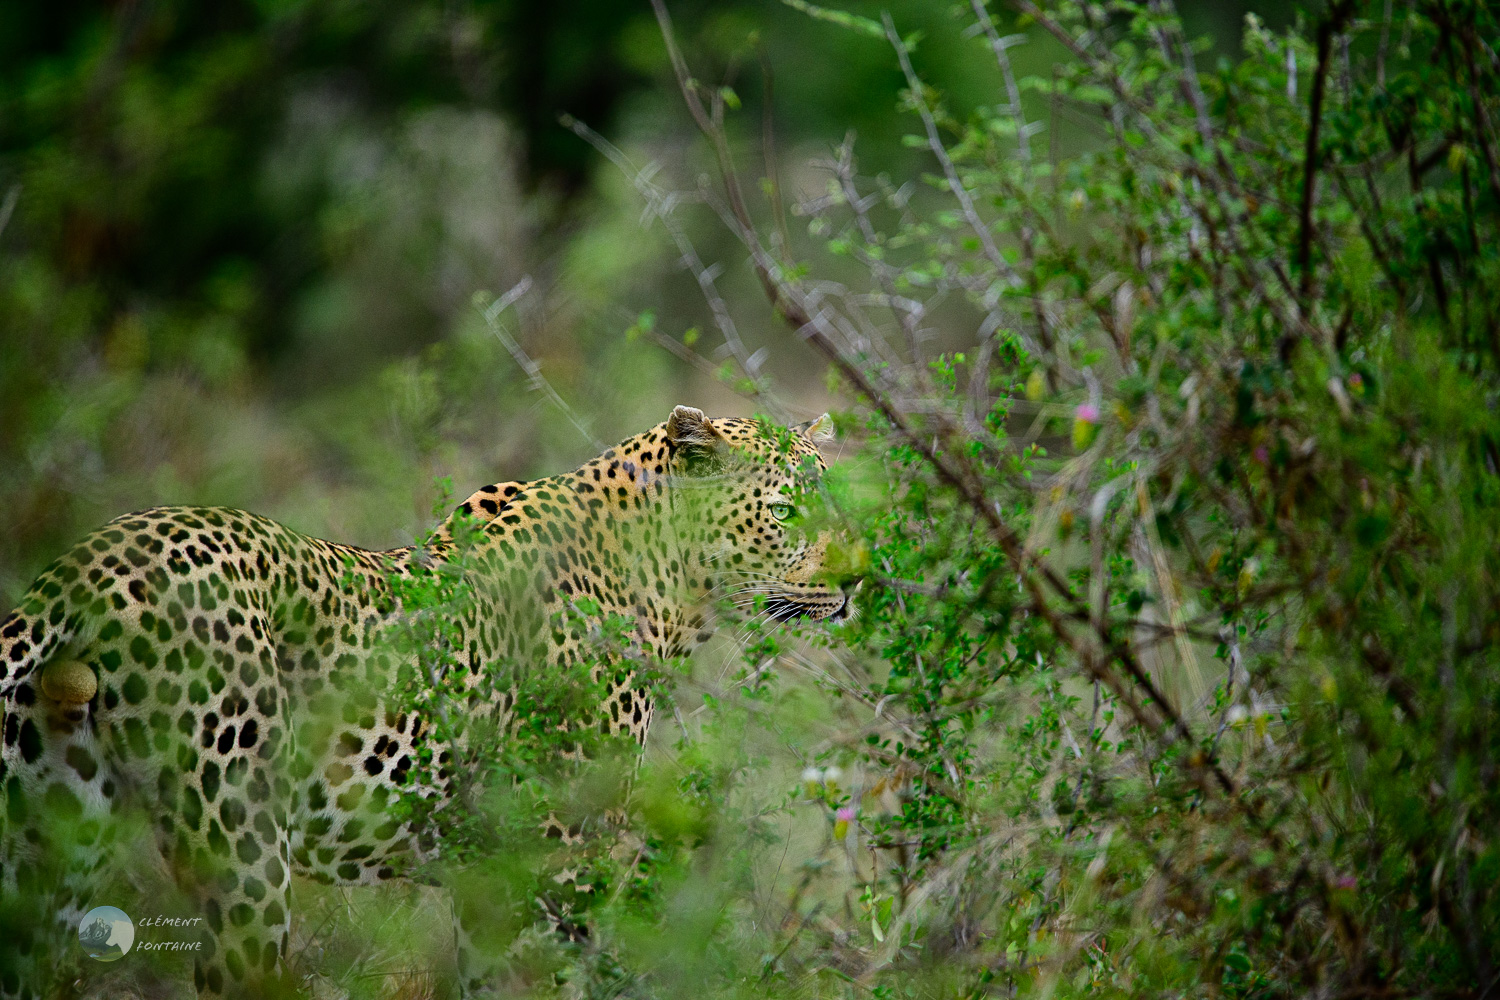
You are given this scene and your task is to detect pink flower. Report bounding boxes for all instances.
[833,805,857,839]
[1253,445,1269,465]
[1075,403,1100,424]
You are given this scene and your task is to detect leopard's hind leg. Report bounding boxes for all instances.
[1,658,134,998]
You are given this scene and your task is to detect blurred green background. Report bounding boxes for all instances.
[0,0,1292,607]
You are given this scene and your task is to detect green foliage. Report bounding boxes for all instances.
[519,1,1500,998]
[6,0,1498,997]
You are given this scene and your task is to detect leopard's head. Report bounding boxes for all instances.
[662,405,854,624]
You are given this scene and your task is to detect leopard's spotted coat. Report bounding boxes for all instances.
[0,406,847,996]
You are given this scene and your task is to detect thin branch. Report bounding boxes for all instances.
[1150,0,1215,150]
[0,185,19,245]
[884,13,1057,370]
[756,43,795,259]
[478,277,605,452]
[560,113,778,412]
[650,0,761,264]
[829,135,926,364]
[882,15,1018,292]
[1296,2,1355,311]
[969,0,1034,164]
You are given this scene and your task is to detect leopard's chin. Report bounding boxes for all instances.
[826,592,855,622]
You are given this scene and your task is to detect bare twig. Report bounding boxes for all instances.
[884,12,1058,374]
[0,185,18,245]
[1295,2,1356,312]
[1150,0,1215,150]
[756,43,795,259]
[560,113,779,412]
[829,135,926,364]
[882,14,1019,292]
[968,0,1034,164]
[478,277,605,452]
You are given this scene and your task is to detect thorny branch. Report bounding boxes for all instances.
[591,1,1500,989]
[559,113,783,417]
[1295,1,1356,313]
[647,0,1236,800]
[479,276,605,453]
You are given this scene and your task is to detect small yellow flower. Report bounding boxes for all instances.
[1026,368,1047,401]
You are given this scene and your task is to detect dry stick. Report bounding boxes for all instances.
[966,1,1064,399]
[1152,0,1316,329]
[703,180,915,399]
[830,137,926,364]
[906,21,1356,905]
[1009,0,1157,135]
[1377,0,1393,89]
[616,300,762,399]
[1012,0,1320,346]
[757,44,795,260]
[1296,2,1356,311]
[882,13,1016,283]
[647,323,748,387]
[879,13,1062,372]
[559,114,777,413]
[816,307,1197,785]
[1149,0,1214,150]
[799,275,906,371]
[649,0,760,264]
[642,2,901,406]
[479,276,606,452]
[969,0,1033,164]
[1035,6,1286,359]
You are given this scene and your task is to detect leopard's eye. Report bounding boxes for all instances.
[769,502,794,521]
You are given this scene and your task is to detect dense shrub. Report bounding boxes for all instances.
[4,1,1498,997]
[513,1,1500,996]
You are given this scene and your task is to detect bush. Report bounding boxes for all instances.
[521,1,1500,996]
[6,2,1498,997]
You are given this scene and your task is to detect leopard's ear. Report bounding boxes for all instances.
[796,413,835,445]
[666,405,725,474]
[665,405,719,447]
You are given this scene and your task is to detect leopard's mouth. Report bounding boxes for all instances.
[762,595,813,623]
[762,589,854,624]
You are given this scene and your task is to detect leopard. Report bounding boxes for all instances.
[0,405,851,998]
